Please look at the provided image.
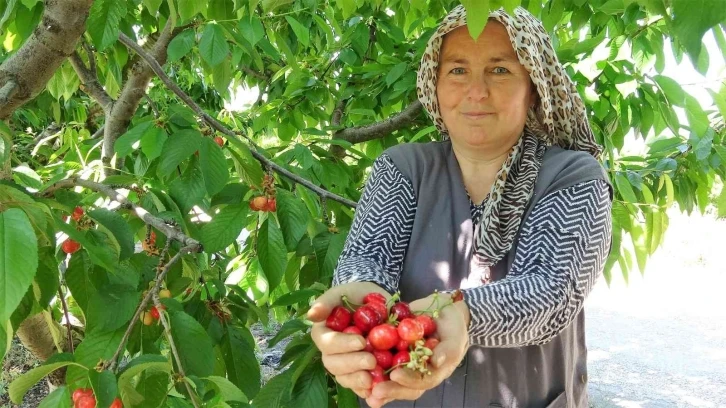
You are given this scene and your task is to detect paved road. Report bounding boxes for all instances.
[585,210,726,407]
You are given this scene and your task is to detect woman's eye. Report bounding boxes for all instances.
[450,67,466,75]
[493,67,509,74]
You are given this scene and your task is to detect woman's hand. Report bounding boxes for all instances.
[308,282,392,399]
[365,293,470,408]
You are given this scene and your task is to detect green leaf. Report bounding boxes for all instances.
[38,386,72,408]
[200,138,230,197]
[671,0,726,60]
[158,129,202,177]
[229,144,265,188]
[222,325,261,400]
[271,288,320,308]
[287,362,327,408]
[11,354,86,403]
[285,16,310,47]
[461,0,490,40]
[277,190,310,251]
[267,319,309,347]
[116,121,153,157]
[87,0,127,51]
[653,75,685,106]
[177,0,203,21]
[88,209,135,261]
[142,0,163,15]
[89,370,118,408]
[250,371,292,408]
[598,0,625,14]
[200,23,230,67]
[336,384,359,408]
[13,165,42,190]
[64,252,97,316]
[339,0,357,19]
[118,355,172,407]
[134,372,169,408]
[239,16,265,47]
[169,161,206,214]
[385,62,408,87]
[204,376,249,402]
[86,284,138,334]
[168,29,196,62]
[0,320,11,362]
[140,125,168,161]
[0,208,38,322]
[630,222,648,275]
[614,173,638,203]
[313,231,347,279]
[66,331,123,386]
[258,218,288,292]
[169,310,215,377]
[717,184,726,219]
[201,204,249,252]
[684,94,710,136]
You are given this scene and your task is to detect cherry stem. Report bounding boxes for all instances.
[341,295,358,311]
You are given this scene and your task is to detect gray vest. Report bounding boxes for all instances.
[360,140,610,408]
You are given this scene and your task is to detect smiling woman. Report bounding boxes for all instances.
[308,5,614,408]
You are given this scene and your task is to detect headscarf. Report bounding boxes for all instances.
[416,6,603,281]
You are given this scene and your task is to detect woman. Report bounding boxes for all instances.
[307,6,612,408]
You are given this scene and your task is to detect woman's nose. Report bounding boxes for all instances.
[467,76,490,100]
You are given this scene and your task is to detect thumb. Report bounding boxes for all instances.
[430,339,460,370]
[306,286,345,322]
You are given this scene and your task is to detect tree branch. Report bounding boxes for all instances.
[41,178,203,250]
[117,33,358,208]
[69,51,113,109]
[102,18,176,173]
[0,80,19,106]
[0,0,94,119]
[242,66,267,81]
[57,286,74,354]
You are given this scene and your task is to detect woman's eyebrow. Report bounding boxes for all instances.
[440,54,518,64]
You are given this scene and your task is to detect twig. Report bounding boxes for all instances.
[333,100,423,144]
[117,33,358,208]
[81,40,97,76]
[40,178,202,249]
[152,292,200,408]
[107,247,194,372]
[144,94,160,118]
[242,66,267,81]
[69,51,113,109]
[0,80,19,106]
[57,286,74,353]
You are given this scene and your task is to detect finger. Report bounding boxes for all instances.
[311,322,366,354]
[429,337,462,370]
[323,352,376,375]
[352,388,372,399]
[371,380,425,401]
[388,367,435,390]
[336,371,373,391]
[365,396,391,408]
[307,285,347,322]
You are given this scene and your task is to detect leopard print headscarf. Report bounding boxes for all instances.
[416,6,603,279]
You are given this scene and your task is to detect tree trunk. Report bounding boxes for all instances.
[0,0,94,119]
[15,312,72,386]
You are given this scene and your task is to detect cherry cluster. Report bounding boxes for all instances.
[140,289,171,326]
[249,173,277,212]
[61,206,87,254]
[326,293,441,387]
[71,388,122,408]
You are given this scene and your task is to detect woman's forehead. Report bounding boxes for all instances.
[439,23,518,61]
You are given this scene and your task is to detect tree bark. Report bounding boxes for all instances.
[0,0,94,119]
[15,312,71,386]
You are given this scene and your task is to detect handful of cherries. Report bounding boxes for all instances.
[325,291,457,387]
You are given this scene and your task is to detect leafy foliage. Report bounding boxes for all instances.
[0,0,724,406]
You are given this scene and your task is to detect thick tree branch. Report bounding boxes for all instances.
[329,100,423,158]
[41,177,203,250]
[117,33,358,208]
[0,0,94,119]
[69,52,113,109]
[102,18,176,173]
[0,80,19,106]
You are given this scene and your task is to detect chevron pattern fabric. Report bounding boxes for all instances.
[333,154,612,347]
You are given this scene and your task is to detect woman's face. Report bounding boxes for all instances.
[436,22,536,151]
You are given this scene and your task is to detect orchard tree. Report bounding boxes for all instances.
[0,0,725,406]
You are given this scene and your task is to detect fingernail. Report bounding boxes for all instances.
[436,355,446,367]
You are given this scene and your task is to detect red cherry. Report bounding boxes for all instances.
[72,388,92,403]
[72,206,84,222]
[397,318,424,343]
[368,324,400,351]
[363,293,387,305]
[424,338,440,350]
[366,301,388,322]
[62,239,81,254]
[373,350,393,370]
[342,326,363,335]
[392,350,411,367]
[250,196,268,211]
[110,397,123,408]
[265,197,277,212]
[395,339,410,351]
[390,302,412,321]
[150,306,161,320]
[353,305,382,334]
[76,395,97,408]
[370,365,388,387]
[326,306,352,332]
[148,231,157,246]
[214,136,224,147]
[364,336,374,352]
[415,314,437,337]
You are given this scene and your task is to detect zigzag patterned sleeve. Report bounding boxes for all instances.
[463,179,612,347]
[332,154,416,295]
